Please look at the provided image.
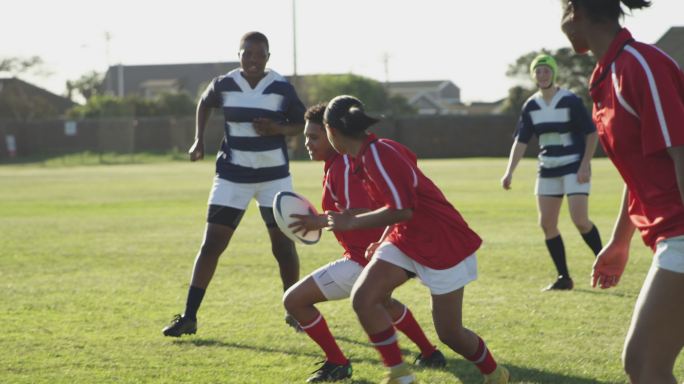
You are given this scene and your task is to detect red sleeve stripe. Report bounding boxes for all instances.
[379,141,417,187]
[624,45,672,147]
[369,142,403,209]
[611,62,638,118]
[342,155,351,209]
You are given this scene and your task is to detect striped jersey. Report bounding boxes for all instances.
[201,69,305,183]
[353,134,482,270]
[323,153,384,266]
[589,28,684,248]
[515,88,596,177]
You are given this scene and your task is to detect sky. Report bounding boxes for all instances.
[2,0,683,103]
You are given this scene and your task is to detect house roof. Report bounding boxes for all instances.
[102,62,240,98]
[656,26,684,68]
[0,77,76,113]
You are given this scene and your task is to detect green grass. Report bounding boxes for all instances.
[1,158,681,383]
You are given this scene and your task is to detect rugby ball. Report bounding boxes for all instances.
[273,191,322,245]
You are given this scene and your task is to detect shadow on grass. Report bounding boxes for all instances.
[173,338,376,383]
[445,359,618,384]
[573,287,637,299]
[174,338,618,383]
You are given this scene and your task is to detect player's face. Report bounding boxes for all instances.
[239,40,270,79]
[304,121,334,161]
[534,66,554,89]
[560,1,590,54]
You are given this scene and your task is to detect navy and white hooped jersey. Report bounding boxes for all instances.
[201,69,305,183]
[515,88,596,178]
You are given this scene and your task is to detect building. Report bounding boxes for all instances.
[385,80,462,115]
[101,62,240,100]
[0,77,76,120]
[656,26,684,68]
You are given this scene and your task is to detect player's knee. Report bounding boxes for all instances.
[572,217,592,233]
[622,341,646,381]
[351,289,374,314]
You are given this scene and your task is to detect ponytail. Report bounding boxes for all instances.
[572,0,651,22]
[324,95,380,137]
[621,0,651,10]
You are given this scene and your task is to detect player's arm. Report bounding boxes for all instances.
[326,206,412,231]
[667,145,684,206]
[592,185,636,289]
[189,101,213,161]
[501,139,527,190]
[577,131,598,183]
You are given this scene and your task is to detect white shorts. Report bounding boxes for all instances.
[653,235,684,273]
[311,259,364,300]
[374,243,478,295]
[535,173,590,197]
[207,175,293,209]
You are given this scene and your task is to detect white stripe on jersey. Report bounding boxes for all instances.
[611,62,639,119]
[624,45,672,147]
[227,121,258,137]
[369,143,403,209]
[342,155,351,209]
[221,91,284,112]
[539,153,581,169]
[529,107,570,125]
[230,148,286,169]
[378,141,417,187]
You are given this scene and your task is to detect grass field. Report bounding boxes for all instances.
[1,157,682,384]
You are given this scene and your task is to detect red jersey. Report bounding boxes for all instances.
[353,134,482,269]
[323,153,384,266]
[589,28,684,249]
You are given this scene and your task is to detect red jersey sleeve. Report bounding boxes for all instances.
[362,140,418,210]
[622,45,684,155]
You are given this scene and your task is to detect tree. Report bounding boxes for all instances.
[66,71,103,102]
[66,92,196,119]
[0,56,47,76]
[304,74,415,116]
[504,47,596,113]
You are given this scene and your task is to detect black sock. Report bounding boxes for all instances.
[581,225,603,257]
[545,235,570,279]
[184,286,206,320]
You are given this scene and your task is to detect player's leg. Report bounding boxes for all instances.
[623,239,684,384]
[283,260,360,382]
[537,184,571,290]
[351,247,413,383]
[162,177,249,337]
[384,298,445,368]
[415,253,507,383]
[431,289,508,383]
[162,207,243,337]
[566,176,602,256]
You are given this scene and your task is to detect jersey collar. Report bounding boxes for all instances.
[590,28,634,90]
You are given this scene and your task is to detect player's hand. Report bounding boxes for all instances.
[591,241,629,289]
[501,173,513,190]
[289,211,326,237]
[577,162,591,184]
[326,205,356,231]
[253,118,282,136]
[365,241,382,260]
[188,139,204,161]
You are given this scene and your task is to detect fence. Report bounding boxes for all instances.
[0,114,553,161]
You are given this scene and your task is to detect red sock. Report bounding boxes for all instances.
[369,327,403,367]
[466,336,498,375]
[392,306,436,357]
[301,312,348,365]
